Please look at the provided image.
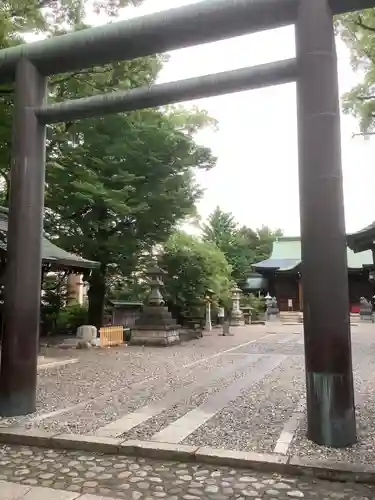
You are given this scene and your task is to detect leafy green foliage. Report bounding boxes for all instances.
[338,10,375,132]
[56,303,88,334]
[44,106,216,327]
[1,0,140,42]
[202,206,282,286]
[107,275,148,303]
[241,293,265,320]
[41,273,66,335]
[41,273,88,335]
[0,0,150,191]
[160,231,233,320]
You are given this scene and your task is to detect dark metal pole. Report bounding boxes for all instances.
[0,59,46,416]
[36,59,297,125]
[296,0,356,447]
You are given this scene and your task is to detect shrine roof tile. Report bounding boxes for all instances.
[253,237,373,271]
[347,221,375,253]
[252,258,300,272]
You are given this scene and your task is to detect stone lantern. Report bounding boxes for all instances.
[147,265,166,306]
[130,263,180,346]
[230,286,243,326]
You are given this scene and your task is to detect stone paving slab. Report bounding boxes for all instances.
[0,480,116,499]
[94,354,264,439]
[152,355,286,444]
[0,444,374,499]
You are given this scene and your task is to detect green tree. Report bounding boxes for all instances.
[0,0,150,200]
[44,107,216,328]
[202,206,237,248]
[338,10,375,132]
[1,0,138,41]
[202,207,282,286]
[160,231,233,320]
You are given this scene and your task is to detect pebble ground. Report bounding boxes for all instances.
[0,444,374,500]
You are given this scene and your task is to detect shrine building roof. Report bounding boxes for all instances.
[347,221,375,253]
[0,207,99,271]
[253,236,373,272]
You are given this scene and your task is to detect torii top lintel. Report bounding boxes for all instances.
[0,0,373,83]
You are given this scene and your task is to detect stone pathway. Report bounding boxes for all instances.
[0,481,111,499]
[0,444,374,499]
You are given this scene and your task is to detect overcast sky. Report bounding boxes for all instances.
[88,0,375,236]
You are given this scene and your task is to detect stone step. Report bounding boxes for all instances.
[278,312,359,326]
[279,312,303,324]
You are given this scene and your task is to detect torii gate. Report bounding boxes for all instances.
[0,0,373,448]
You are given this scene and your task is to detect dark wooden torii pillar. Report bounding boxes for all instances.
[0,59,46,416]
[296,0,356,446]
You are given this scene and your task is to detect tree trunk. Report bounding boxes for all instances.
[87,264,106,329]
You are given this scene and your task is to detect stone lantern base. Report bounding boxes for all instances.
[230,310,243,327]
[130,305,181,346]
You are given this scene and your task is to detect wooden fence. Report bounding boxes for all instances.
[99,325,124,348]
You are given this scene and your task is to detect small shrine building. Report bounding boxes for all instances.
[0,206,98,332]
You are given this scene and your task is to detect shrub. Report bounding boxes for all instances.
[56,303,88,334]
[241,293,265,319]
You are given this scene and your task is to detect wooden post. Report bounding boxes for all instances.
[296,0,356,446]
[298,280,303,312]
[0,59,46,416]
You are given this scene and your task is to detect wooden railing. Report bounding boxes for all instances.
[99,325,124,348]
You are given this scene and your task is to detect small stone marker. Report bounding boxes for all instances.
[77,325,98,344]
[266,296,280,322]
[62,324,98,349]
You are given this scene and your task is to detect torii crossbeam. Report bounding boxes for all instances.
[0,0,374,448]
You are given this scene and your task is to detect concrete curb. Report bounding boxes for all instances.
[0,428,374,484]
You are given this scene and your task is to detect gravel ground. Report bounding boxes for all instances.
[0,444,374,499]
[120,354,268,442]
[290,353,375,465]
[33,354,262,435]
[235,342,304,357]
[0,328,266,430]
[184,357,305,452]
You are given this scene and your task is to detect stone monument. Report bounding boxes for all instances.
[130,264,181,346]
[242,306,251,325]
[266,296,279,322]
[230,286,243,326]
[359,297,374,323]
[77,325,97,343]
[62,324,98,348]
